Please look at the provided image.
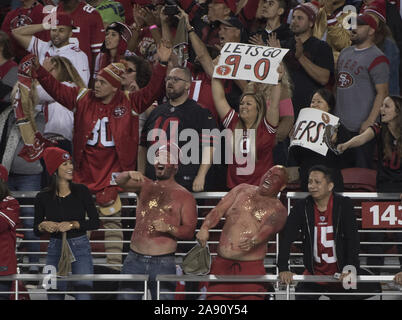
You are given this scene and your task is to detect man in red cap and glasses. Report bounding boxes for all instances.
[12,12,90,85]
[30,39,172,270]
[115,142,197,300]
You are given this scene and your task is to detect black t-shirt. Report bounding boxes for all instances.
[34,184,100,239]
[141,99,218,190]
[371,123,402,192]
[256,23,293,48]
[284,36,335,117]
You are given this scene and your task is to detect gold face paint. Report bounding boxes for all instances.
[148,199,158,209]
[253,209,266,222]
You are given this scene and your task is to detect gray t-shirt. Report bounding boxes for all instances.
[334,45,389,132]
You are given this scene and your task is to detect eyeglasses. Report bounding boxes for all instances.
[165,76,188,83]
[126,68,136,73]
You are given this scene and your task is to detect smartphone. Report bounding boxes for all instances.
[164,5,179,16]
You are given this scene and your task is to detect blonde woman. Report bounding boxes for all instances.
[211,65,283,189]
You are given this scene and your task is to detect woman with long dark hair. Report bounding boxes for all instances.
[34,147,99,300]
[338,95,402,274]
[0,164,19,300]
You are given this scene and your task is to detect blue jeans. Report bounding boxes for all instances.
[119,250,176,300]
[0,281,12,300]
[45,235,93,300]
[8,173,41,270]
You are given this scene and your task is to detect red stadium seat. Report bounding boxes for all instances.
[341,168,377,192]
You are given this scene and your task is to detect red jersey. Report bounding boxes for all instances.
[222,109,276,189]
[57,1,105,71]
[117,0,134,25]
[35,62,167,193]
[187,62,219,123]
[0,196,20,276]
[1,1,49,61]
[312,194,339,276]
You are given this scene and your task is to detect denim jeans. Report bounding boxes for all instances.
[45,235,93,300]
[0,281,12,300]
[119,250,176,300]
[8,173,41,271]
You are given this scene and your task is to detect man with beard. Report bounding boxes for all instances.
[283,2,334,118]
[116,143,197,300]
[196,165,289,300]
[140,67,217,192]
[334,13,389,169]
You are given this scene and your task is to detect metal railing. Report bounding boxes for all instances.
[6,191,402,300]
[156,274,401,300]
[0,274,149,300]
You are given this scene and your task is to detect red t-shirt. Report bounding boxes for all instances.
[57,1,105,71]
[222,109,277,189]
[1,1,49,61]
[0,196,20,276]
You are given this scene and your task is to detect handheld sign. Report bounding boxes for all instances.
[290,108,340,156]
[361,202,402,229]
[213,42,289,84]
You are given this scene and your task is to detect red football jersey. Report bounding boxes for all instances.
[57,1,105,71]
[222,109,276,189]
[0,196,20,276]
[312,195,339,276]
[1,1,49,61]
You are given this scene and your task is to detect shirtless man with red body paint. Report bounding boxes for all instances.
[196,165,289,300]
[115,144,197,300]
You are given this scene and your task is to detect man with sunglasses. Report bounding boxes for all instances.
[140,66,217,192]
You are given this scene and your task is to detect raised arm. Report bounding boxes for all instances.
[32,59,80,111]
[12,24,45,50]
[178,7,214,77]
[129,40,171,114]
[115,170,148,193]
[211,77,232,120]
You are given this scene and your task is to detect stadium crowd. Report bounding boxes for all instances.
[0,0,401,300]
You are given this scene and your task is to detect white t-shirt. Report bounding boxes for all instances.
[28,36,90,85]
[35,82,75,141]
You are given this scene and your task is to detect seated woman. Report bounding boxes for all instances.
[211,65,283,189]
[287,88,354,191]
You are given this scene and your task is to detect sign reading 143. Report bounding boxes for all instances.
[361,202,402,229]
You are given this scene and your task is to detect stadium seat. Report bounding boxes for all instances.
[341,168,377,192]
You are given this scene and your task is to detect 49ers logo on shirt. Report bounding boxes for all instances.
[337,72,354,88]
[10,15,33,29]
[113,106,127,118]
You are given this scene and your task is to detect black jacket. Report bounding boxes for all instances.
[278,194,360,274]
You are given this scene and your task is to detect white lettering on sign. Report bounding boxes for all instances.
[362,202,402,229]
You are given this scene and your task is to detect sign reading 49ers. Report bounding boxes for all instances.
[213,43,289,84]
[362,202,402,229]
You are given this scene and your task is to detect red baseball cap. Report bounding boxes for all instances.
[54,12,77,29]
[0,164,8,182]
[357,13,378,31]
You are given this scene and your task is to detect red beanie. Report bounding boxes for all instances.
[363,0,386,22]
[43,147,72,176]
[0,164,8,182]
[97,62,126,88]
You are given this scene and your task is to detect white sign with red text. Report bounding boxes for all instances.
[290,108,340,156]
[213,42,289,84]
